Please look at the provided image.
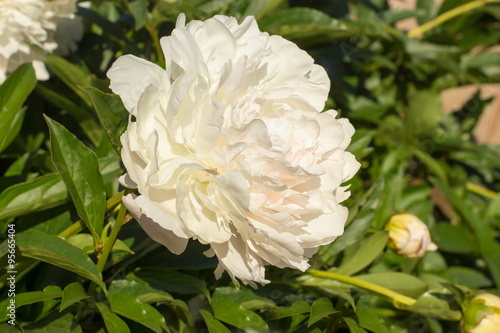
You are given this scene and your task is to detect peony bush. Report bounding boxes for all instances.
[0,1,499,332]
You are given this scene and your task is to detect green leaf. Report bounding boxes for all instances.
[200,309,231,333]
[0,173,68,221]
[356,308,391,333]
[461,51,500,71]
[212,300,269,333]
[128,0,148,30]
[213,286,276,311]
[416,0,437,24]
[433,223,479,254]
[405,90,442,141]
[344,317,368,333]
[0,323,18,333]
[108,279,174,300]
[297,274,356,310]
[486,193,500,218]
[405,38,459,59]
[43,54,109,106]
[374,173,406,229]
[108,294,167,333]
[3,151,29,177]
[355,296,392,333]
[414,149,449,185]
[35,84,103,147]
[67,234,134,255]
[441,266,492,288]
[108,279,192,324]
[79,87,128,153]
[232,0,286,20]
[0,63,37,153]
[440,282,469,305]
[0,286,62,321]
[397,289,462,321]
[355,272,428,298]
[419,251,448,273]
[0,107,27,155]
[16,229,106,293]
[24,311,82,333]
[347,129,376,159]
[268,301,311,320]
[95,302,130,333]
[259,7,351,44]
[135,268,210,301]
[337,231,388,276]
[331,211,374,257]
[308,297,337,326]
[45,116,106,242]
[432,178,500,287]
[99,155,123,184]
[60,282,91,311]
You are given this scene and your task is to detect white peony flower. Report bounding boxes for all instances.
[385,213,438,258]
[0,0,83,83]
[109,14,360,287]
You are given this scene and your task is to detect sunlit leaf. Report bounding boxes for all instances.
[308,297,338,326]
[60,282,90,311]
[16,230,106,293]
[0,63,37,153]
[108,294,167,333]
[0,173,68,221]
[45,116,106,242]
[79,86,128,153]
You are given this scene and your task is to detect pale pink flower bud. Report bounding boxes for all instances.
[464,294,500,333]
[385,213,437,258]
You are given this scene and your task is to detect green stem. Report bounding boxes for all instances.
[408,0,500,37]
[307,270,417,306]
[466,182,497,199]
[146,24,164,64]
[87,190,131,296]
[58,219,86,239]
[97,201,128,272]
[58,191,125,239]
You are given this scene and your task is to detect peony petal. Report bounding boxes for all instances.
[123,194,188,254]
[297,207,349,248]
[107,54,169,112]
[189,17,236,73]
[133,194,189,239]
[118,173,138,189]
[210,237,269,288]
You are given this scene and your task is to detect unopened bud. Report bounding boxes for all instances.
[384,213,437,258]
[464,293,500,333]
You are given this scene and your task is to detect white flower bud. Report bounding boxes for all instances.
[384,213,437,258]
[464,294,500,333]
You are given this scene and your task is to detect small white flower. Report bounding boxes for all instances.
[109,14,360,287]
[385,213,438,258]
[464,294,500,333]
[0,0,83,83]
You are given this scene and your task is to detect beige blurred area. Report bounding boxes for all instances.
[387,0,444,31]
[442,85,500,144]
[388,0,500,144]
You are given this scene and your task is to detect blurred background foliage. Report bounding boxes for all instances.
[1,0,500,332]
